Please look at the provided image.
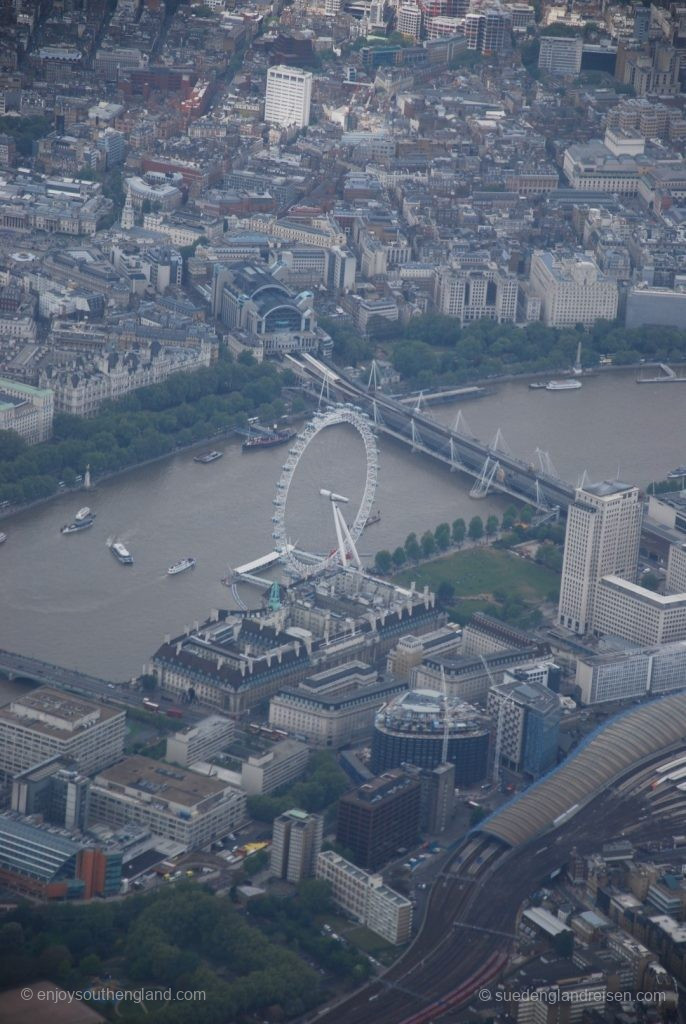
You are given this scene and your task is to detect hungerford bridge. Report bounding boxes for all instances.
[287,353,575,518]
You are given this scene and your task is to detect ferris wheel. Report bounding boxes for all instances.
[271,404,379,580]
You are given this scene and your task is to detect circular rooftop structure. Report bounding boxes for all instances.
[371,689,490,784]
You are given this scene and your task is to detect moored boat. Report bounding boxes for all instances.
[242,429,296,451]
[545,379,582,391]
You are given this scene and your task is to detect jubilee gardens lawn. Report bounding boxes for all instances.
[393,545,560,621]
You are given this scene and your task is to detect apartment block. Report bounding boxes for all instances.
[241,739,309,795]
[166,715,235,768]
[316,850,412,944]
[270,808,323,882]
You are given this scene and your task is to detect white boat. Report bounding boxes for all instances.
[0,533,6,545]
[545,379,582,391]
[61,518,94,534]
[110,540,133,565]
[75,507,94,522]
[168,557,196,575]
[667,466,686,479]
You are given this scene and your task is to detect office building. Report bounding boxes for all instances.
[592,577,686,646]
[166,715,235,768]
[0,378,54,444]
[462,614,545,657]
[270,808,323,882]
[488,677,561,778]
[434,266,518,325]
[397,4,423,40]
[11,758,91,831]
[557,481,642,636]
[269,664,406,749]
[241,739,309,795]
[336,770,420,870]
[575,640,686,704]
[387,627,463,682]
[538,36,583,75]
[529,252,618,327]
[464,7,511,54]
[0,688,125,779]
[370,690,490,785]
[413,646,543,702]
[88,755,246,851]
[316,851,412,944]
[667,544,686,596]
[0,814,121,900]
[403,761,455,833]
[264,66,312,129]
[625,286,686,330]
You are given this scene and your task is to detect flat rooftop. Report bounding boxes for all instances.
[95,755,230,808]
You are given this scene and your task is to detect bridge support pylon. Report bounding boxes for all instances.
[470,455,500,498]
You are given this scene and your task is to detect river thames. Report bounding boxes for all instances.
[1,369,684,680]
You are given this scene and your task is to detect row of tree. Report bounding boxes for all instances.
[0,352,289,508]
[324,312,686,391]
[373,508,529,574]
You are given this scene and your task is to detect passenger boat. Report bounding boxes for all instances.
[75,507,94,521]
[365,510,382,527]
[667,466,686,479]
[545,379,582,391]
[528,381,547,389]
[61,518,94,534]
[168,557,196,575]
[242,429,296,451]
[110,540,133,565]
[193,451,223,464]
[0,533,6,545]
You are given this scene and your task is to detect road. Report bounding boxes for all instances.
[318,751,684,1024]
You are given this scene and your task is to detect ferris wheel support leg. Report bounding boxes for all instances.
[332,501,348,568]
[339,507,362,570]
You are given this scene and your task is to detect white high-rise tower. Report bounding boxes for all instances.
[557,480,642,635]
[264,66,312,129]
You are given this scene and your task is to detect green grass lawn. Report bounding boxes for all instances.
[394,546,559,604]
[345,926,396,955]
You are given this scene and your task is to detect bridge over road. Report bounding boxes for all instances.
[0,649,204,723]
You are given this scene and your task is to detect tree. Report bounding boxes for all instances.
[404,532,420,562]
[436,581,455,607]
[485,515,499,538]
[452,517,466,545]
[502,505,518,530]
[520,506,534,524]
[140,673,157,693]
[434,522,451,551]
[374,549,392,574]
[420,530,436,558]
[468,516,484,542]
[392,546,406,569]
[470,805,486,826]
